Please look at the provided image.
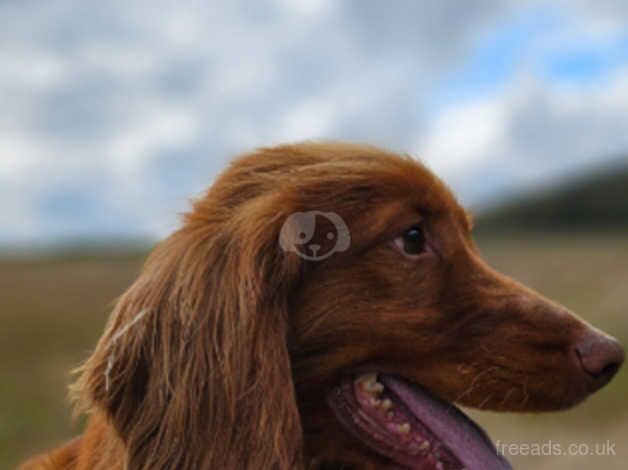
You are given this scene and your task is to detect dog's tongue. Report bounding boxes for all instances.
[380,375,511,470]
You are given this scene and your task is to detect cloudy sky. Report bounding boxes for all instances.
[1,0,627,246]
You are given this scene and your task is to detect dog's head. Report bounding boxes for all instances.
[74,142,623,470]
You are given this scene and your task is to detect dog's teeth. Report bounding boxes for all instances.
[370,397,381,407]
[356,372,377,385]
[364,381,384,393]
[356,373,384,394]
[419,440,430,450]
[397,423,410,435]
[380,398,392,410]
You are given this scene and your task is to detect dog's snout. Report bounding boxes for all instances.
[574,331,624,390]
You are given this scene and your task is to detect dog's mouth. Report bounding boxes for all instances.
[327,373,512,470]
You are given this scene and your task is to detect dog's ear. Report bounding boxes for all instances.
[72,196,304,469]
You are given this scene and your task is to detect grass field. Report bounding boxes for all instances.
[1,235,627,469]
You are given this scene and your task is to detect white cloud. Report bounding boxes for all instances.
[108,105,201,175]
[0,0,627,244]
[0,130,45,177]
[273,98,338,143]
[0,48,68,90]
[421,98,508,176]
[274,0,334,18]
[418,66,628,205]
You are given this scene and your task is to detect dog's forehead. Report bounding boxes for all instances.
[312,154,472,241]
[214,143,471,233]
[298,146,470,233]
[345,153,467,224]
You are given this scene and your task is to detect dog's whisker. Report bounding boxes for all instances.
[519,377,530,409]
[477,394,493,410]
[448,366,499,417]
[500,387,517,408]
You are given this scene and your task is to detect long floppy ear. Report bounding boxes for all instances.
[72,195,304,469]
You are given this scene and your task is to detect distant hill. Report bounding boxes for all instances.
[476,161,628,233]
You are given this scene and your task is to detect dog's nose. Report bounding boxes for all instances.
[574,332,624,390]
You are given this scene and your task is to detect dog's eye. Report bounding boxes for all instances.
[394,225,426,257]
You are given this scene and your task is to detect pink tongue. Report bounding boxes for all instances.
[381,376,512,470]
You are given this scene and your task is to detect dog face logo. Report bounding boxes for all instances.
[279,211,351,261]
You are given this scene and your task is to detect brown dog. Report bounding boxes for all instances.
[22,142,623,469]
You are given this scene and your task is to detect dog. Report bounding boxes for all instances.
[22,142,624,469]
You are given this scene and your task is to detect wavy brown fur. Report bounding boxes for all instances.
[20,142,622,469]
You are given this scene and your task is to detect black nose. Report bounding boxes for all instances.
[575,332,624,390]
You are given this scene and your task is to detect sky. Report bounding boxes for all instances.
[1,0,628,246]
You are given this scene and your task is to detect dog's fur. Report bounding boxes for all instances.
[22,142,621,469]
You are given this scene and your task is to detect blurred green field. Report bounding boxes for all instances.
[1,236,627,469]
